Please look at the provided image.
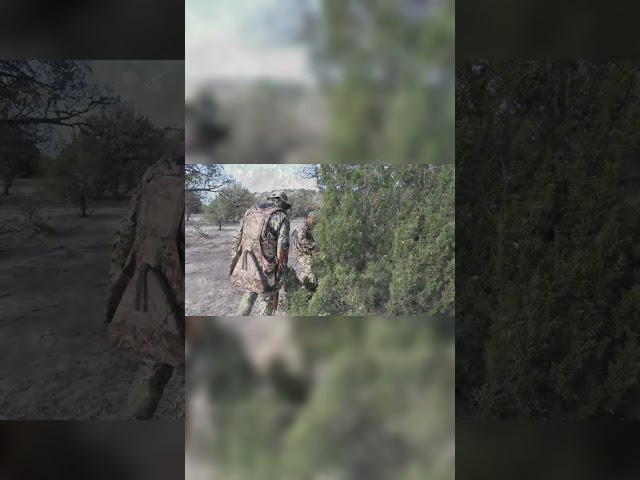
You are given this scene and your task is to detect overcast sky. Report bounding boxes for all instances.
[185,0,316,89]
[221,164,317,194]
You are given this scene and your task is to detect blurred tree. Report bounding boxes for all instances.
[216,81,314,164]
[302,0,454,164]
[212,317,454,480]
[456,60,640,419]
[42,132,104,217]
[0,125,40,195]
[185,191,203,221]
[82,104,169,198]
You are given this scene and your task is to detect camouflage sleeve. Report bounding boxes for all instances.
[297,223,316,255]
[292,228,300,256]
[103,174,143,323]
[107,179,141,285]
[274,212,290,265]
[231,216,244,255]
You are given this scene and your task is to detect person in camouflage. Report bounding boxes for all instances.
[292,211,318,286]
[230,191,291,316]
[104,149,185,420]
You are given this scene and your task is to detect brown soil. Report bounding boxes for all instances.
[0,181,183,420]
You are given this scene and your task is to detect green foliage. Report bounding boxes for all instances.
[185,191,203,219]
[288,188,323,219]
[287,164,454,316]
[42,133,104,216]
[83,104,171,196]
[308,0,454,164]
[211,318,454,480]
[457,61,640,419]
[41,106,174,215]
[203,184,257,222]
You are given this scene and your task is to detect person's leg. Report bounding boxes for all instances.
[237,291,258,316]
[301,256,316,284]
[256,291,275,315]
[124,360,174,420]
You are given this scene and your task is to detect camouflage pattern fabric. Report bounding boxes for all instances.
[124,359,174,420]
[230,200,290,294]
[237,291,275,316]
[231,201,290,260]
[231,199,290,315]
[293,220,316,284]
[104,155,185,367]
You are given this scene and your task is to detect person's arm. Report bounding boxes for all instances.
[231,216,244,255]
[107,185,139,281]
[299,223,316,254]
[103,174,143,323]
[276,213,290,267]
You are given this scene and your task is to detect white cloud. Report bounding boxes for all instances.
[223,164,317,193]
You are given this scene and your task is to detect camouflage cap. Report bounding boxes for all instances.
[267,191,291,206]
[307,211,318,218]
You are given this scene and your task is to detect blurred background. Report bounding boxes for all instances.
[0,61,184,420]
[0,421,183,480]
[0,0,183,58]
[185,0,454,165]
[186,316,454,480]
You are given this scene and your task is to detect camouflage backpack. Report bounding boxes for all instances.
[106,157,185,367]
[230,203,285,293]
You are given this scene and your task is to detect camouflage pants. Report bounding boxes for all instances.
[237,291,276,316]
[297,255,316,284]
[124,359,174,420]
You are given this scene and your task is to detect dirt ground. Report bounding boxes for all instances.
[0,180,183,420]
[185,214,304,316]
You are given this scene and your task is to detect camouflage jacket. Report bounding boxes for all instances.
[293,221,316,257]
[231,203,290,264]
[104,156,185,323]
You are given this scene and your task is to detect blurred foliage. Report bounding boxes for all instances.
[284,164,454,316]
[192,81,327,164]
[198,317,453,480]
[456,61,640,419]
[305,0,454,164]
[42,105,177,216]
[0,124,40,195]
[457,422,640,480]
[456,0,640,59]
